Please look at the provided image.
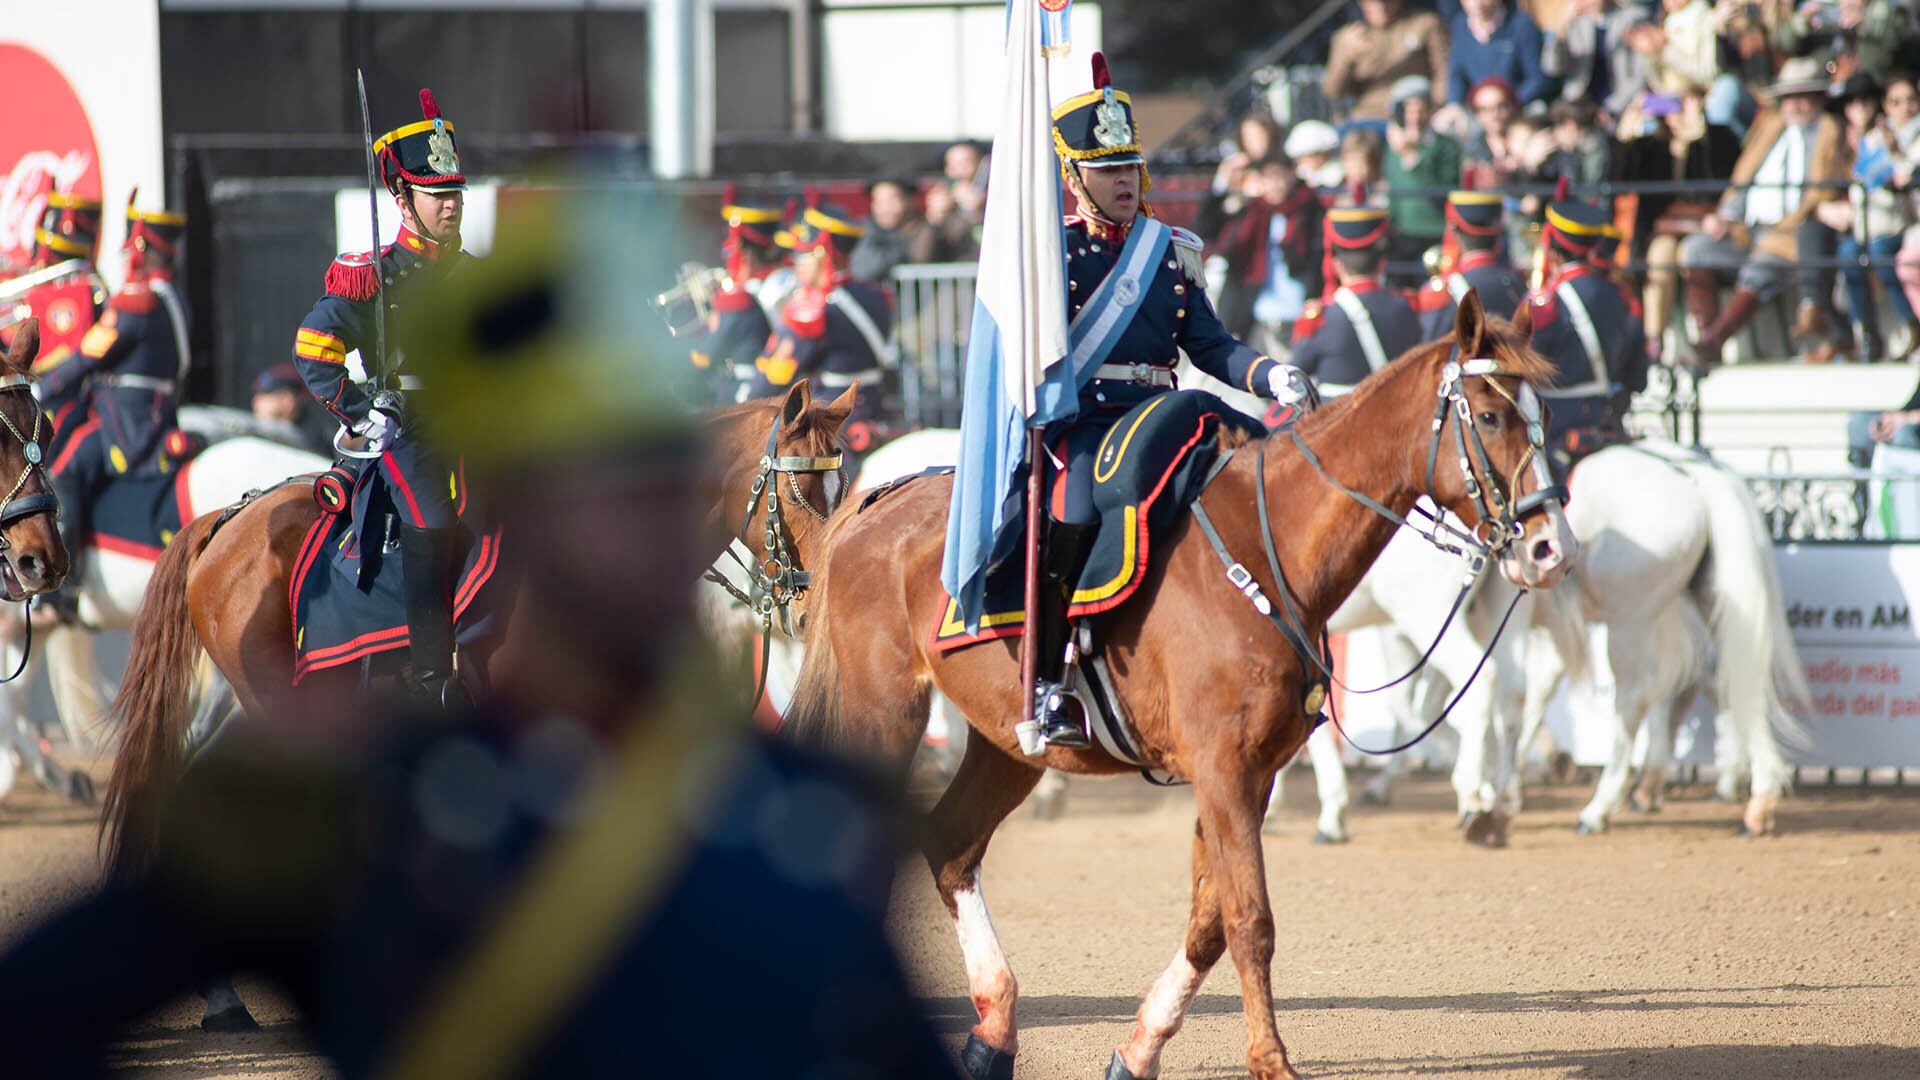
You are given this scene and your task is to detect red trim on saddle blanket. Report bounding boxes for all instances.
[289,527,503,685]
[172,460,195,534]
[93,532,162,562]
[930,413,1218,652]
[1066,413,1214,620]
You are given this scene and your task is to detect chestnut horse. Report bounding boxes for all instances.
[784,294,1575,1080]
[97,382,856,1026]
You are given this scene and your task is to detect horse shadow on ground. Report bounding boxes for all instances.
[924,983,1900,1032]
[1182,1043,1920,1077]
[107,1021,323,1078]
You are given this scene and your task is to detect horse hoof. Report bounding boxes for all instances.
[1456,811,1472,829]
[1573,819,1605,837]
[66,772,95,806]
[1105,1050,1145,1080]
[1464,812,1507,848]
[1548,752,1577,785]
[200,1004,260,1033]
[960,1033,1014,1080]
[1312,830,1348,845]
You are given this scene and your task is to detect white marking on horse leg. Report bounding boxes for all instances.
[953,868,1018,1053]
[1117,948,1209,1079]
[1580,724,1637,832]
[1307,724,1349,841]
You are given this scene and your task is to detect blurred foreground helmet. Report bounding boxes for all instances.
[402,187,703,474]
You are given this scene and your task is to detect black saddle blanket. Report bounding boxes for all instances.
[290,458,505,685]
[932,390,1263,652]
[91,466,193,561]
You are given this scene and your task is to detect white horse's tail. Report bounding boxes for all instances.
[1533,576,1590,684]
[1688,458,1811,785]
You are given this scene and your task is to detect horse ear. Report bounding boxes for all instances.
[818,383,859,433]
[5,318,39,376]
[1510,296,1533,340]
[779,379,812,428]
[1453,287,1487,358]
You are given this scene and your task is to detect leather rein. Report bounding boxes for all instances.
[705,409,846,707]
[1191,355,1567,756]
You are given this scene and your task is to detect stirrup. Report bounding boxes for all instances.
[1035,681,1090,749]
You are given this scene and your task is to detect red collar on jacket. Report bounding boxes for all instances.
[1066,211,1130,245]
[1456,249,1501,273]
[394,223,448,262]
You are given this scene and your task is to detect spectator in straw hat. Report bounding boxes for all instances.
[1678,56,1851,370]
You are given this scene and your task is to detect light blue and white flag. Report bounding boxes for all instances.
[940,0,1072,632]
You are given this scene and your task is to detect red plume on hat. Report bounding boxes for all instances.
[1091,52,1112,90]
[420,88,441,121]
[1553,175,1570,202]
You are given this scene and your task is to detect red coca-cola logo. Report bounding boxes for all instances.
[0,45,100,265]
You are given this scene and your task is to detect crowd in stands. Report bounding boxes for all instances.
[1202,0,1920,370]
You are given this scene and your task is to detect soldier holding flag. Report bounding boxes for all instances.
[942,38,1312,751]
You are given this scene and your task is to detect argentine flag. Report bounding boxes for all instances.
[940,0,1075,632]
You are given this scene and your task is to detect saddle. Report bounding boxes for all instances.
[930,390,1263,650]
[289,454,506,685]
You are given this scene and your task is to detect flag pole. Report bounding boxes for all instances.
[1019,427,1045,729]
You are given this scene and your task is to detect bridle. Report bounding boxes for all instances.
[706,407,846,703]
[1189,351,1568,756]
[0,372,62,684]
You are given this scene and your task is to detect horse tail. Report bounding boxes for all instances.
[1534,576,1590,685]
[100,509,217,879]
[1690,459,1809,793]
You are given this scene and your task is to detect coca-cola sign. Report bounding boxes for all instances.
[0,45,100,266]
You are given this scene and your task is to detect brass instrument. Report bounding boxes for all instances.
[652,262,732,338]
[0,258,96,333]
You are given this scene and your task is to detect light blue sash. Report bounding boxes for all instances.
[1064,216,1172,389]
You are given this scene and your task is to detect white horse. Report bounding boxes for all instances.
[0,435,327,800]
[1276,439,1809,840]
[1526,440,1808,836]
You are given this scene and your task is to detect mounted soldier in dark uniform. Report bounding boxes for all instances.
[1411,190,1529,340]
[42,197,194,621]
[749,203,893,419]
[689,196,786,404]
[6,193,109,438]
[1287,207,1422,397]
[1031,54,1310,748]
[291,88,473,707]
[1526,195,1650,476]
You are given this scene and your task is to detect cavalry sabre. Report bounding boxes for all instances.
[355,68,389,388]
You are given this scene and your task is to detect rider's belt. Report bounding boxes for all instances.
[815,367,881,389]
[1091,363,1175,388]
[392,374,426,391]
[102,373,174,394]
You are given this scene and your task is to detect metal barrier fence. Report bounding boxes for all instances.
[884,260,1920,544]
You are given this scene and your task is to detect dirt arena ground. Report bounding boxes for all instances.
[1,763,1916,1078]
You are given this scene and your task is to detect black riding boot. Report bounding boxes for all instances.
[399,524,465,710]
[1034,521,1096,749]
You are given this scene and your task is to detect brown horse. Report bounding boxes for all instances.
[0,320,70,599]
[784,293,1574,1080]
[102,381,858,871]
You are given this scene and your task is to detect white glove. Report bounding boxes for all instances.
[1266,363,1313,407]
[354,409,393,446]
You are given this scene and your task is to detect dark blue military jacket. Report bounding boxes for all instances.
[44,278,184,471]
[1064,217,1279,414]
[1414,252,1531,341]
[293,226,469,428]
[749,279,894,404]
[0,702,958,1079]
[1527,262,1648,437]
[695,279,775,386]
[1288,280,1423,389]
